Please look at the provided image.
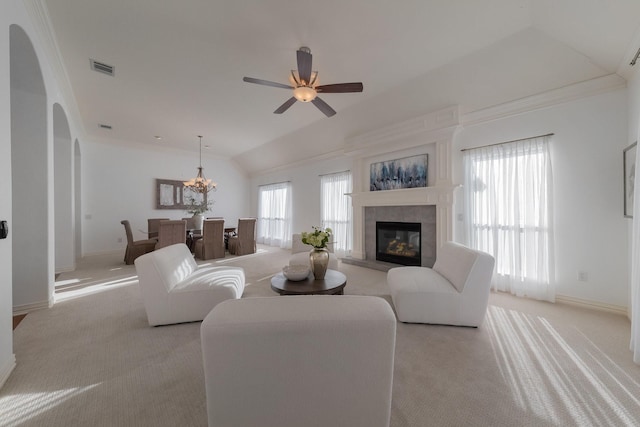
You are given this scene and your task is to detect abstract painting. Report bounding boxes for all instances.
[370,154,428,191]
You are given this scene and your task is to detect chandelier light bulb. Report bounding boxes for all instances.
[183,136,217,193]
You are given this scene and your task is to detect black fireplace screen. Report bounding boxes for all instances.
[376,221,421,266]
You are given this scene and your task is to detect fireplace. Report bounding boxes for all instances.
[376,221,421,266]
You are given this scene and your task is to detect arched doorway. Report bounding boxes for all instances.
[10,25,51,311]
[54,103,74,272]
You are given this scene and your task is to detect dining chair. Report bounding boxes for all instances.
[155,220,187,250]
[147,217,169,239]
[195,219,225,260]
[120,220,157,265]
[182,217,198,232]
[227,218,257,256]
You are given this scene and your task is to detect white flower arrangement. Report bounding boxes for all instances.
[301,226,333,249]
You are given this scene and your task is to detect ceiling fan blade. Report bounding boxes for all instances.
[297,48,312,84]
[243,77,293,89]
[274,97,297,114]
[316,82,364,93]
[311,97,336,117]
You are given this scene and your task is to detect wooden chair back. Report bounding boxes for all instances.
[155,220,187,250]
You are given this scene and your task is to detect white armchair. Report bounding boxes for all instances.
[387,241,495,327]
[134,243,244,326]
[289,233,339,270]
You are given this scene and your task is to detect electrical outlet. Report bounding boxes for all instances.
[577,271,588,282]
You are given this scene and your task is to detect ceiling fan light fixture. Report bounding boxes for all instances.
[289,70,318,87]
[293,86,317,102]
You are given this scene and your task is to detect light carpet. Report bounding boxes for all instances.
[1,245,639,426]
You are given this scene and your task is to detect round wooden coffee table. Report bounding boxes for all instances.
[270,269,347,296]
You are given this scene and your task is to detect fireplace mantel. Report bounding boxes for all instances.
[345,106,462,262]
[349,186,458,207]
[348,186,459,260]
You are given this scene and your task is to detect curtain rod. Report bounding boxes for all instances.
[631,47,640,66]
[318,169,350,177]
[460,133,554,152]
[258,180,290,187]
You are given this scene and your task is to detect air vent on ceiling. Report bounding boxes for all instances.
[98,124,112,130]
[90,59,115,76]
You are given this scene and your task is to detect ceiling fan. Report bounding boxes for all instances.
[243,46,363,117]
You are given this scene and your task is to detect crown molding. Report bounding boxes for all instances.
[88,135,230,161]
[462,74,626,126]
[23,0,86,138]
[343,106,461,155]
[247,147,346,179]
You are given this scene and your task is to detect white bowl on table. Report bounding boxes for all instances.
[283,265,310,281]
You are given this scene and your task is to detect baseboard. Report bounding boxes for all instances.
[81,249,122,258]
[13,299,51,316]
[0,354,16,390]
[55,263,76,274]
[555,294,628,317]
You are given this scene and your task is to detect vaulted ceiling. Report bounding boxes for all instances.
[38,0,640,174]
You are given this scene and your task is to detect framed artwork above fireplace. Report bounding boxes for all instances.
[370,154,428,191]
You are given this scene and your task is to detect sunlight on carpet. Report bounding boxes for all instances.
[486,306,640,426]
[0,385,99,427]
[54,275,139,303]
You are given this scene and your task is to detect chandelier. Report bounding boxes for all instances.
[183,135,217,193]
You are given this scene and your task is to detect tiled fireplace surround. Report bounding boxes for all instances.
[345,106,461,268]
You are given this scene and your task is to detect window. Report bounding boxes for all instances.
[463,135,554,301]
[320,171,352,256]
[257,182,292,248]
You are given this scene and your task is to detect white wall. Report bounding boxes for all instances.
[54,103,74,272]
[11,86,49,310]
[82,140,250,255]
[0,1,16,390]
[454,89,629,308]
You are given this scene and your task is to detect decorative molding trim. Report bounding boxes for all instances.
[55,262,76,275]
[80,249,123,258]
[13,300,51,316]
[555,294,628,317]
[247,148,345,178]
[462,74,626,126]
[0,355,17,390]
[344,106,461,156]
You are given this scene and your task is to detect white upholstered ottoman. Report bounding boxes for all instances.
[201,295,396,427]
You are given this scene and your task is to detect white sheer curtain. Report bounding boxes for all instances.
[630,142,640,363]
[320,171,352,257]
[463,135,555,302]
[257,182,292,248]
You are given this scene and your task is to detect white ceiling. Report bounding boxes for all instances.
[39,0,640,173]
